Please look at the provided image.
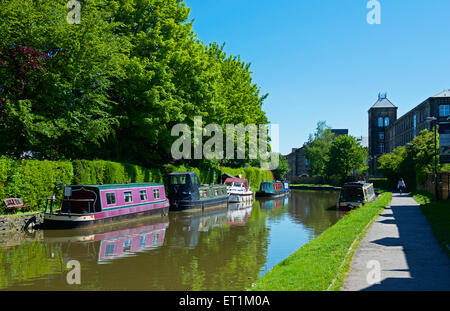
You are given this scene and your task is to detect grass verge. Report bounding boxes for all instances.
[250,192,393,291]
[412,191,449,258]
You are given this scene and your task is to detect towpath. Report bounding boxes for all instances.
[342,193,450,291]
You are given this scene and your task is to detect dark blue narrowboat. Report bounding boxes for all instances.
[168,172,228,212]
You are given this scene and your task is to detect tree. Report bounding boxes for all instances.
[378,129,439,189]
[304,121,335,176]
[271,153,289,181]
[324,135,368,183]
[0,0,269,168]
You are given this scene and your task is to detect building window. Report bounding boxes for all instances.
[124,191,133,203]
[378,117,384,127]
[413,114,417,138]
[106,192,116,205]
[384,117,390,127]
[440,105,450,117]
[378,132,384,140]
[153,188,160,200]
[378,143,385,154]
[140,190,147,201]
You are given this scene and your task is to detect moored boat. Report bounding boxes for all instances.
[338,182,376,211]
[224,177,253,203]
[255,181,285,198]
[43,183,170,229]
[168,172,228,212]
[282,181,291,194]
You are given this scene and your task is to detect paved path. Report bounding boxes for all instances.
[342,193,450,291]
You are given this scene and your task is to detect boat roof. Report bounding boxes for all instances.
[169,171,198,176]
[224,178,248,184]
[343,182,373,188]
[224,178,249,190]
[66,183,164,190]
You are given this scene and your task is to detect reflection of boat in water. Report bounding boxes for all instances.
[259,195,289,211]
[169,207,228,249]
[43,216,169,264]
[227,201,253,226]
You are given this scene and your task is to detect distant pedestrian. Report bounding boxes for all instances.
[397,178,406,194]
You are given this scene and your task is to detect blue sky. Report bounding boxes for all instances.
[185,0,450,155]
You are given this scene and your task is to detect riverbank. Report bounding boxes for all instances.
[0,213,43,232]
[0,158,273,214]
[250,192,392,291]
[412,191,450,257]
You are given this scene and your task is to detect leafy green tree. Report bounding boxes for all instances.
[0,0,269,169]
[378,129,439,189]
[324,135,368,183]
[271,153,289,181]
[304,121,335,176]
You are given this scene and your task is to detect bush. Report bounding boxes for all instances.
[368,178,389,190]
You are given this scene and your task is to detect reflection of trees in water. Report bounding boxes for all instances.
[288,190,343,236]
[0,240,65,289]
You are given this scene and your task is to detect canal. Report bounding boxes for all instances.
[0,190,345,291]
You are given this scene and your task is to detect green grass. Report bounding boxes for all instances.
[250,192,393,291]
[412,191,449,258]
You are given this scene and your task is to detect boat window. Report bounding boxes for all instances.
[191,175,200,185]
[153,188,160,199]
[340,187,364,202]
[124,191,133,203]
[105,243,115,257]
[106,192,116,205]
[171,175,187,185]
[140,190,148,201]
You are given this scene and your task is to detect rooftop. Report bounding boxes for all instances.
[431,89,450,98]
[371,93,397,109]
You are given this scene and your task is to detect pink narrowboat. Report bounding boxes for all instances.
[43,183,170,229]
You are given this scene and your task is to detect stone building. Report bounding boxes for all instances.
[368,90,450,173]
[285,146,309,180]
[285,129,349,180]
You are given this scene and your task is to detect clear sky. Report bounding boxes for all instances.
[185,0,450,155]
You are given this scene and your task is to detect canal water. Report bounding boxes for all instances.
[0,190,345,291]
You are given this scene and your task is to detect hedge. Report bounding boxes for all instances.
[368,178,390,190]
[0,158,272,213]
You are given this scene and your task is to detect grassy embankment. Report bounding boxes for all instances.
[412,190,450,258]
[251,192,393,291]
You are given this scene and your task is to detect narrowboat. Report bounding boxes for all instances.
[224,177,253,203]
[338,182,376,211]
[43,183,170,229]
[282,182,291,194]
[168,172,228,212]
[255,181,285,198]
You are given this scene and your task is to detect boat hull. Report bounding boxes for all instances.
[255,191,285,198]
[170,196,229,212]
[228,192,253,203]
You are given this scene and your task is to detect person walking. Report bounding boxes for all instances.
[397,178,406,194]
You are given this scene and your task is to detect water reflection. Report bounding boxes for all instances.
[0,190,343,291]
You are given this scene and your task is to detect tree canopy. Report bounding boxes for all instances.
[0,0,269,168]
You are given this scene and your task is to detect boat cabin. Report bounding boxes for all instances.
[169,172,228,211]
[338,182,376,210]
